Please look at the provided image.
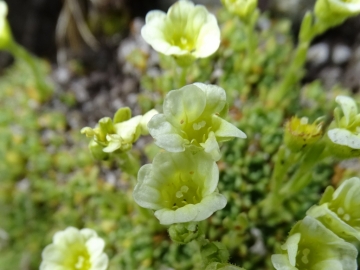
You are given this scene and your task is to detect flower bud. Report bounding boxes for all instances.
[221,0,258,21]
[284,116,322,152]
[168,222,201,244]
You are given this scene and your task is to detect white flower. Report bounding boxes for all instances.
[327,95,360,158]
[133,150,227,225]
[148,83,246,161]
[40,227,108,270]
[307,177,360,243]
[315,0,360,24]
[141,0,220,65]
[0,1,11,49]
[271,216,357,270]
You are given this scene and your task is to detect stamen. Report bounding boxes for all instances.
[337,207,345,215]
[181,185,189,193]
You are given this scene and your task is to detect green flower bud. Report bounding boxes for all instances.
[168,222,201,244]
[205,262,246,270]
[271,216,357,270]
[327,96,360,159]
[113,107,132,124]
[81,108,158,156]
[221,0,258,21]
[148,83,246,161]
[141,0,221,65]
[315,0,360,26]
[307,177,360,243]
[133,150,227,225]
[201,240,230,265]
[284,116,323,152]
[89,140,109,160]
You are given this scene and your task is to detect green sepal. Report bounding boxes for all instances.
[168,222,201,244]
[113,107,132,124]
[89,140,109,160]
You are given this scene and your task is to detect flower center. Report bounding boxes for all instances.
[295,247,312,270]
[180,117,212,144]
[168,32,196,52]
[67,247,91,270]
[161,171,203,209]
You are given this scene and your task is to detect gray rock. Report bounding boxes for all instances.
[332,44,352,65]
[307,42,330,66]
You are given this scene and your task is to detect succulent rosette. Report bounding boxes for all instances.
[315,0,360,25]
[133,150,227,225]
[148,83,246,161]
[271,216,358,270]
[141,0,221,66]
[40,227,108,270]
[327,96,360,158]
[307,177,360,243]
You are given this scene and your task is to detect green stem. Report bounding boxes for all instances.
[270,40,310,106]
[8,41,52,101]
[279,141,330,199]
[262,145,298,216]
[243,10,259,72]
[178,66,188,88]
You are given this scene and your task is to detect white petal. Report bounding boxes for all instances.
[271,254,297,270]
[200,131,221,161]
[327,128,360,149]
[336,95,358,126]
[86,237,105,258]
[213,116,247,139]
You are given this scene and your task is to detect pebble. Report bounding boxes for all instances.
[307,42,330,66]
[332,44,352,65]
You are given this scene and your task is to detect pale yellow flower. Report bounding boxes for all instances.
[40,227,108,270]
[141,0,220,66]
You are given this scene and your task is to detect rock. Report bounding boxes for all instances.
[307,42,330,66]
[332,44,352,65]
[319,66,342,89]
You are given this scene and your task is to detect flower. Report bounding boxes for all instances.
[271,216,358,270]
[81,108,158,158]
[315,0,360,26]
[221,0,258,21]
[141,0,220,66]
[40,227,108,270]
[133,150,227,225]
[0,1,12,49]
[307,177,360,243]
[148,83,246,161]
[327,95,360,158]
[284,116,323,152]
